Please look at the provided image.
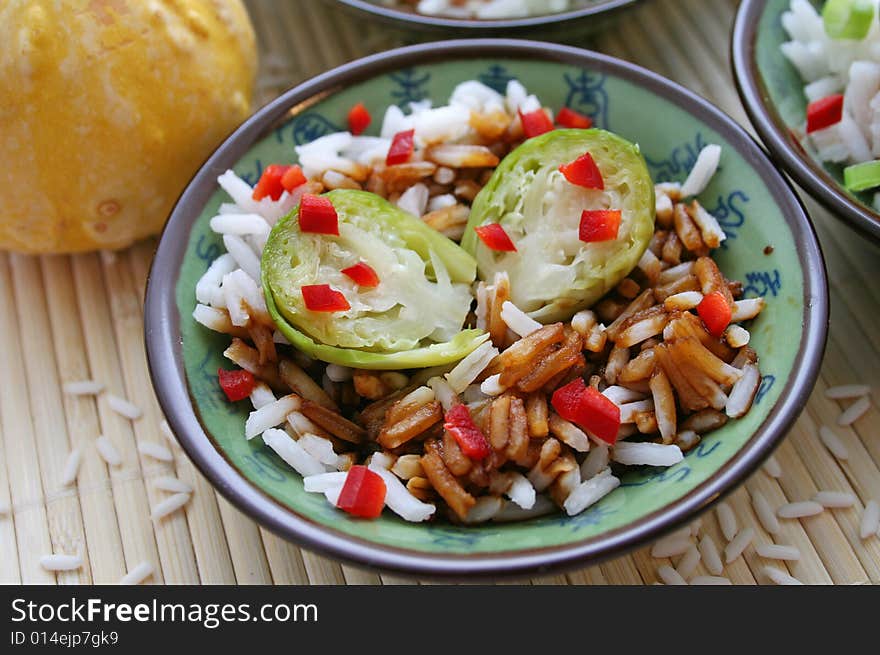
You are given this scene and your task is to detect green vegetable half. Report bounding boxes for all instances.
[262,189,486,370]
[462,128,655,323]
[843,160,880,192]
[823,0,875,40]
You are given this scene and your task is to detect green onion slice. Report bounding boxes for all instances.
[823,0,876,40]
[843,160,880,192]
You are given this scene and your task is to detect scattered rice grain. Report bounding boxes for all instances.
[763,455,782,478]
[651,534,692,558]
[62,380,105,396]
[724,526,755,563]
[860,500,880,539]
[825,384,870,400]
[138,441,174,463]
[95,436,122,467]
[763,565,802,585]
[60,447,82,487]
[776,500,824,519]
[150,492,191,521]
[159,420,177,446]
[676,544,701,579]
[40,554,83,572]
[107,394,143,420]
[699,534,723,575]
[153,476,193,494]
[755,543,800,561]
[119,561,154,585]
[813,490,856,508]
[716,501,737,541]
[837,396,870,426]
[752,491,780,535]
[657,564,687,585]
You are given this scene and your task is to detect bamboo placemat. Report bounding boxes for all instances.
[1,0,878,585]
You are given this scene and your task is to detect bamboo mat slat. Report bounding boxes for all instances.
[1,0,879,585]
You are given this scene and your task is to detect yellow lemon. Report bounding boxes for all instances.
[0,0,257,253]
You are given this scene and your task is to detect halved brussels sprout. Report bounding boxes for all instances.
[262,189,486,370]
[462,129,655,323]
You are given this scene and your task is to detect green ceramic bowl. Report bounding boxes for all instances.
[145,40,828,578]
[732,0,880,242]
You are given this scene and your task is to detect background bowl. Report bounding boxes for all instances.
[145,39,828,578]
[329,0,641,39]
[732,0,880,243]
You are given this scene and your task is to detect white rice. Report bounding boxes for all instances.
[325,364,353,383]
[724,324,750,348]
[298,433,341,468]
[107,394,143,420]
[500,300,542,337]
[222,234,262,283]
[860,499,880,539]
[656,564,688,586]
[601,385,646,405]
[303,471,348,493]
[690,517,703,537]
[95,435,122,467]
[427,193,457,211]
[119,561,155,585]
[153,476,193,494]
[756,543,801,561]
[562,469,620,516]
[138,442,174,463]
[699,534,723,575]
[716,501,737,542]
[60,447,82,487]
[493,495,557,522]
[40,554,83,572]
[781,0,880,168]
[196,253,236,306]
[724,526,755,563]
[262,429,327,478]
[580,444,609,480]
[245,394,301,439]
[249,383,276,409]
[763,454,783,478]
[611,442,683,467]
[480,373,507,396]
[62,380,105,396]
[763,565,803,585]
[663,290,703,311]
[776,500,824,519]
[689,575,732,585]
[444,339,497,393]
[209,213,270,237]
[505,472,536,510]
[752,491,780,535]
[675,544,701,579]
[813,490,856,508]
[725,363,760,418]
[680,144,722,197]
[367,460,435,522]
[151,492,191,521]
[463,496,504,524]
[618,399,656,424]
[837,396,871,426]
[825,384,871,400]
[427,376,456,412]
[397,182,430,217]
